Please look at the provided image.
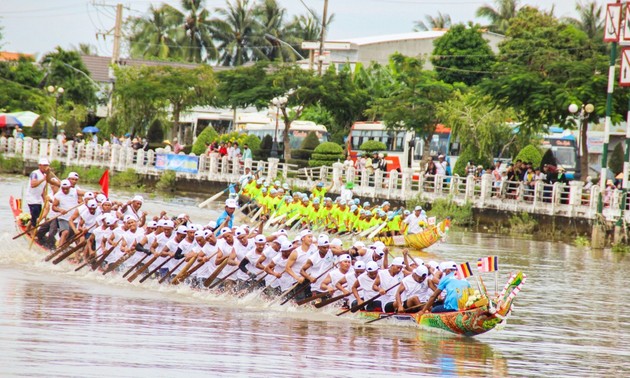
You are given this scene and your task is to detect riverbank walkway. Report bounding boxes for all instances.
[2,136,625,223]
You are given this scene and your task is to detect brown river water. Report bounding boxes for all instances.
[0,175,629,377]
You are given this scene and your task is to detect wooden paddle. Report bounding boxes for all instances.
[280,264,336,306]
[44,227,90,262]
[139,256,174,283]
[122,253,151,278]
[364,302,426,324]
[295,291,331,306]
[198,185,231,209]
[171,258,206,285]
[102,247,136,275]
[158,257,189,284]
[337,282,401,316]
[92,239,121,270]
[13,202,82,240]
[208,265,241,289]
[127,254,159,283]
[52,240,87,265]
[170,256,198,285]
[29,183,48,250]
[203,257,230,287]
[314,292,352,309]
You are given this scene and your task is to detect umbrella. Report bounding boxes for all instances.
[7,111,39,127]
[82,126,99,133]
[0,114,23,128]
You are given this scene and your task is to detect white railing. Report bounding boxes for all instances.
[3,136,630,222]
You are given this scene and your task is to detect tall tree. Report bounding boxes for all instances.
[476,0,521,34]
[126,4,185,61]
[413,12,452,32]
[213,0,264,66]
[431,23,495,86]
[181,0,219,63]
[366,53,454,159]
[563,1,604,43]
[255,0,294,61]
[40,47,98,107]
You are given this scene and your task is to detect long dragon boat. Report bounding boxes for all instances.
[10,196,522,337]
[373,219,450,249]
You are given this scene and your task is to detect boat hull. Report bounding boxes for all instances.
[373,219,450,249]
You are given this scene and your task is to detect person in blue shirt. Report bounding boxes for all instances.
[421,261,471,313]
[216,199,237,230]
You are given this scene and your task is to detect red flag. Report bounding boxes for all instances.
[99,169,109,198]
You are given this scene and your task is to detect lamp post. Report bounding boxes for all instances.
[569,102,594,180]
[47,85,64,138]
[270,96,287,159]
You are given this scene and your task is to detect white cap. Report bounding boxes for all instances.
[317,235,330,247]
[411,258,424,266]
[414,206,422,211]
[339,254,352,263]
[96,194,107,203]
[206,220,217,229]
[234,227,247,237]
[374,247,385,257]
[124,215,135,223]
[187,225,197,232]
[86,199,98,209]
[68,172,79,179]
[157,219,168,227]
[194,230,205,238]
[353,241,366,249]
[84,192,95,200]
[280,241,293,251]
[273,229,287,237]
[220,227,232,236]
[275,235,289,245]
[428,261,439,270]
[414,265,429,276]
[60,179,71,188]
[373,241,385,249]
[38,158,50,165]
[147,221,158,228]
[163,220,174,228]
[176,225,188,235]
[391,257,405,267]
[331,238,343,247]
[255,235,266,244]
[225,199,237,208]
[299,229,312,239]
[177,213,187,219]
[132,195,144,203]
[366,261,379,272]
[105,216,117,225]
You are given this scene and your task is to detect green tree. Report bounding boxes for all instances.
[431,24,495,86]
[437,89,516,161]
[366,53,454,160]
[514,144,542,167]
[309,142,344,167]
[563,1,604,43]
[540,148,557,168]
[609,142,624,175]
[413,12,452,31]
[41,47,98,107]
[479,7,609,145]
[476,0,521,34]
[453,147,492,176]
[215,62,273,110]
[213,0,263,66]
[0,56,49,114]
[126,4,185,61]
[147,118,165,143]
[359,140,387,153]
[181,0,219,63]
[192,125,219,155]
[259,134,273,159]
[255,0,297,62]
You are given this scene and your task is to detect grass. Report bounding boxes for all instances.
[156,170,177,192]
[407,195,474,226]
[574,235,590,247]
[0,154,24,173]
[508,212,538,235]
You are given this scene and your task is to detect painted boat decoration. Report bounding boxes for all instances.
[373,219,450,249]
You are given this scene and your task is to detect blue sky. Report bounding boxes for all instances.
[1,0,582,58]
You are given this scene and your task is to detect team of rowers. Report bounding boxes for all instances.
[23,159,470,314]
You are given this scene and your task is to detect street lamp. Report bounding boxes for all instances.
[569,102,594,179]
[270,96,288,159]
[47,85,64,138]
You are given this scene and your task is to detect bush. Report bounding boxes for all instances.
[61,165,106,184]
[156,170,177,192]
[0,154,24,173]
[243,134,261,156]
[301,131,321,150]
[453,147,492,176]
[609,142,624,175]
[540,149,557,169]
[258,134,273,159]
[147,119,164,144]
[360,140,387,152]
[514,144,542,167]
[192,126,219,155]
[309,142,344,167]
[508,212,537,234]
[111,168,141,188]
[50,160,62,174]
[427,198,474,227]
[287,158,309,168]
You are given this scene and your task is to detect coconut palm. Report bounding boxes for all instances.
[213,0,263,66]
[255,0,296,61]
[564,1,604,41]
[476,0,521,34]
[413,12,452,32]
[284,12,335,62]
[181,0,219,63]
[126,4,185,61]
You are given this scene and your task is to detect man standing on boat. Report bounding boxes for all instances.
[404,206,425,234]
[25,158,52,230]
[121,195,146,227]
[421,261,472,313]
[217,199,238,230]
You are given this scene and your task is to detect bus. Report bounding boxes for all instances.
[242,120,329,150]
[541,127,580,179]
[347,122,458,171]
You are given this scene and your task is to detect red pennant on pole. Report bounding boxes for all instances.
[99,169,109,198]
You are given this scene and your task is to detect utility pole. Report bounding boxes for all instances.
[112,3,123,65]
[317,0,329,75]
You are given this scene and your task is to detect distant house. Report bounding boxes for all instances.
[0,51,35,62]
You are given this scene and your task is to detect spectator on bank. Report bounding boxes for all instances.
[435,155,447,176]
[163,140,172,153]
[232,142,241,160]
[218,142,228,157]
[343,155,354,170]
[173,138,183,154]
[355,153,366,172]
[226,141,234,158]
[425,160,437,177]
[241,144,252,160]
[16,128,24,140]
[466,160,476,177]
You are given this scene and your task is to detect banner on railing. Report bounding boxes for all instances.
[155,153,199,174]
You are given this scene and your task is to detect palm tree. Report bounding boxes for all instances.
[564,1,604,41]
[181,0,219,63]
[72,43,97,56]
[413,12,452,32]
[213,0,262,66]
[284,13,334,61]
[476,0,521,34]
[255,0,295,61]
[126,4,185,61]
